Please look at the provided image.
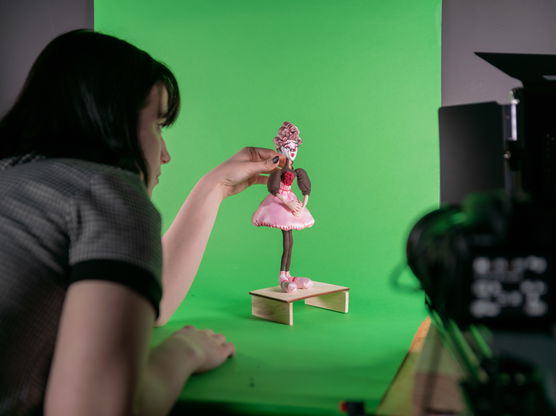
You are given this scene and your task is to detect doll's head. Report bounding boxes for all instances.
[273,121,302,162]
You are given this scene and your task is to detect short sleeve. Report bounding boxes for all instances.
[68,169,162,316]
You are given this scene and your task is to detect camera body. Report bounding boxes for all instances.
[407,192,555,330]
[406,53,556,414]
[410,53,556,331]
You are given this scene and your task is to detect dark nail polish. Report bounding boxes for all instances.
[272,156,279,163]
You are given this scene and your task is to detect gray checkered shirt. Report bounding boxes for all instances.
[0,154,162,415]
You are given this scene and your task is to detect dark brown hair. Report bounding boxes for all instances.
[0,29,180,186]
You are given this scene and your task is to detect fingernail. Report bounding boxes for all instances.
[272,156,279,164]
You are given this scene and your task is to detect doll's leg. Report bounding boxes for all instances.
[280,230,297,293]
[287,232,313,289]
[284,230,293,272]
[280,230,293,275]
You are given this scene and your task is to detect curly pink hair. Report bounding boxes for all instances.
[273,121,302,150]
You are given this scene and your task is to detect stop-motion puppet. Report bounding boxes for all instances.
[252,122,314,293]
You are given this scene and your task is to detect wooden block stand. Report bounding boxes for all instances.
[249,281,349,325]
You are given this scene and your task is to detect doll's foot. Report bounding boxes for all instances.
[292,277,313,289]
[279,271,289,283]
[280,280,298,294]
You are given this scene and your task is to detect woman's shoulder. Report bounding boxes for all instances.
[1,153,128,174]
[50,157,138,179]
[2,155,139,183]
[55,159,152,205]
[59,158,143,186]
[0,155,147,200]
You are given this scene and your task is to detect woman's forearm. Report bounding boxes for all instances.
[156,147,282,325]
[133,338,198,416]
[157,175,224,326]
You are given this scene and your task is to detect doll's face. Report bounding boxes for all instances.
[280,141,299,161]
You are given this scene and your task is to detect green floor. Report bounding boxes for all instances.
[152,278,427,415]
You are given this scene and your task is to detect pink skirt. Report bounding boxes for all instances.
[252,186,315,231]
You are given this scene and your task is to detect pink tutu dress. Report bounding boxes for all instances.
[252,169,314,230]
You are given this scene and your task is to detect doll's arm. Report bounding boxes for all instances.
[295,168,311,197]
[275,193,303,214]
[302,194,309,208]
[267,169,281,195]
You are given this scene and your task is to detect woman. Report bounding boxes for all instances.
[0,29,283,415]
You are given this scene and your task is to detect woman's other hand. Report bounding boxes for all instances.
[169,325,235,373]
[204,147,285,199]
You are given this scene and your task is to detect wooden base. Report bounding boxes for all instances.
[249,281,349,325]
[252,295,294,325]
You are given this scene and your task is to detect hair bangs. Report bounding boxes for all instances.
[157,62,180,127]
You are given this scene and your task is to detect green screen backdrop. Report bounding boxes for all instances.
[95,1,441,413]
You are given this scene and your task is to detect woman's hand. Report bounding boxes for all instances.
[169,325,235,374]
[203,147,285,200]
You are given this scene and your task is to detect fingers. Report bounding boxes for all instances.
[288,200,303,210]
[238,156,282,181]
[292,202,304,216]
[172,325,235,372]
[234,147,285,168]
[210,332,234,358]
[205,147,284,199]
[224,342,236,358]
[236,147,281,162]
[252,155,283,174]
[182,325,228,344]
[252,175,268,185]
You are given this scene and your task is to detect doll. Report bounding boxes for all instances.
[252,122,315,293]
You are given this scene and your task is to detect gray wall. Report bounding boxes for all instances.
[0,0,93,117]
[442,0,556,106]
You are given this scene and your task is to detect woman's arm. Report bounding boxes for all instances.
[157,175,222,326]
[45,281,152,416]
[157,147,284,325]
[45,281,233,416]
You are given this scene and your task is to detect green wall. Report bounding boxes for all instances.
[95,0,441,411]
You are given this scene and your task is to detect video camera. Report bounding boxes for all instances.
[406,53,556,415]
